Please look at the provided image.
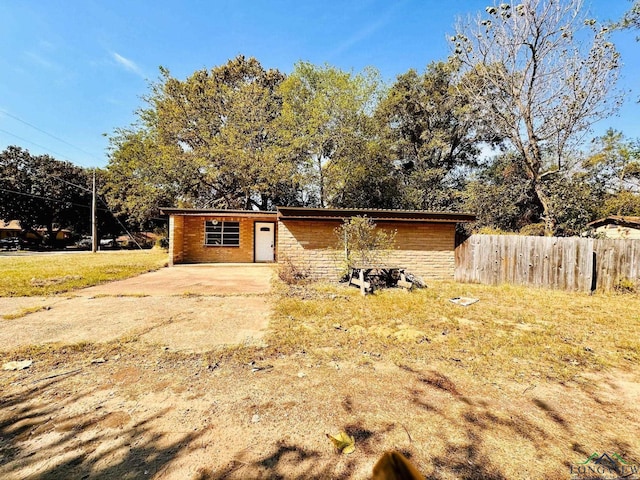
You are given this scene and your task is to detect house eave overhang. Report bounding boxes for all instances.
[159,208,277,218]
[276,207,476,223]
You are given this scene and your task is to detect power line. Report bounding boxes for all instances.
[0,187,108,211]
[54,175,92,193]
[0,128,77,163]
[0,109,103,163]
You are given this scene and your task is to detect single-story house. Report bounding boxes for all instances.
[586,216,640,240]
[0,220,72,241]
[160,207,475,280]
[0,220,22,239]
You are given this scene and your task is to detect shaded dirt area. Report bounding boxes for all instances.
[1,350,639,479]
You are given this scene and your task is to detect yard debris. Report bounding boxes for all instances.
[3,359,33,371]
[248,361,273,373]
[449,297,479,306]
[31,368,83,384]
[327,431,355,454]
[347,267,426,295]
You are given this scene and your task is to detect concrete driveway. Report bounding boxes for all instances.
[78,263,274,296]
[0,264,276,353]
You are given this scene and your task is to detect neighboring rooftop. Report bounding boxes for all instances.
[587,216,640,229]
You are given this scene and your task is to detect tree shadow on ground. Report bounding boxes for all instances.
[0,373,203,479]
[404,366,572,479]
[199,441,356,480]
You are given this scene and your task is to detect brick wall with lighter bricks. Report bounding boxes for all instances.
[277,220,455,281]
[169,215,184,265]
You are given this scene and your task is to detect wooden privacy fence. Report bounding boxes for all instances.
[455,235,640,292]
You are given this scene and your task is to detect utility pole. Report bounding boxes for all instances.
[91,170,98,253]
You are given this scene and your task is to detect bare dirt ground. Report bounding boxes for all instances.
[1,267,639,479]
[1,351,639,479]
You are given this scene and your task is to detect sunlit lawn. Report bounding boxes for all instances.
[0,249,168,296]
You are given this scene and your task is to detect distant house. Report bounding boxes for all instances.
[0,220,22,239]
[0,220,72,242]
[160,206,475,281]
[586,216,640,239]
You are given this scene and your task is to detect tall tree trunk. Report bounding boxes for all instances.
[534,182,555,236]
[317,156,325,208]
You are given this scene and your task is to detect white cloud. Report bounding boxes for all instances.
[25,51,56,69]
[111,52,144,78]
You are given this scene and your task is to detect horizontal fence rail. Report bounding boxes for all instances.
[455,235,640,292]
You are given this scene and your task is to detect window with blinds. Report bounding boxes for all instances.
[204,221,240,246]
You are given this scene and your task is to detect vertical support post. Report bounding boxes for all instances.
[91,170,98,253]
[590,251,597,294]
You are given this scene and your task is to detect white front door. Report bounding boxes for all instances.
[255,222,275,262]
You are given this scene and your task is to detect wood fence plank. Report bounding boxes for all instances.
[454,235,640,292]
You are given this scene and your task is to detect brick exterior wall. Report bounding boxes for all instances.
[277,219,456,281]
[168,215,184,266]
[169,214,276,264]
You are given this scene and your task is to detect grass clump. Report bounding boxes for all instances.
[2,305,49,320]
[0,250,168,297]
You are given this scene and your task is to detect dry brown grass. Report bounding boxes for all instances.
[269,281,640,384]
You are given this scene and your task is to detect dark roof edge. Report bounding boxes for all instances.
[159,207,476,223]
[159,208,277,216]
[276,207,476,223]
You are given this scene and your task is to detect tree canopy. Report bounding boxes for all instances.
[106,56,303,216]
[0,146,91,244]
[278,62,384,208]
[99,1,637,237]
[452,0,621,234]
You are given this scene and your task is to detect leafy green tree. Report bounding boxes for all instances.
[452,0,621,234]
[104,129,181,228]
[464,152,538,232]
[335,216,396,268]
[583,129,640,216]
[375,61,496,210]
[0,146,91,245]
[107,56,301,220]
[540,172,598,236]
[279,62,383,207]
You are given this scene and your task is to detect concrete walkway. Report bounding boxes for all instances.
[0,264,276,353]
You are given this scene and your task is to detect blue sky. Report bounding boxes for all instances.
[0,0,638,168]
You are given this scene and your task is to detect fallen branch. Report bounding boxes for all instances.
[31,368,83,384]
[401,423,413,443]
